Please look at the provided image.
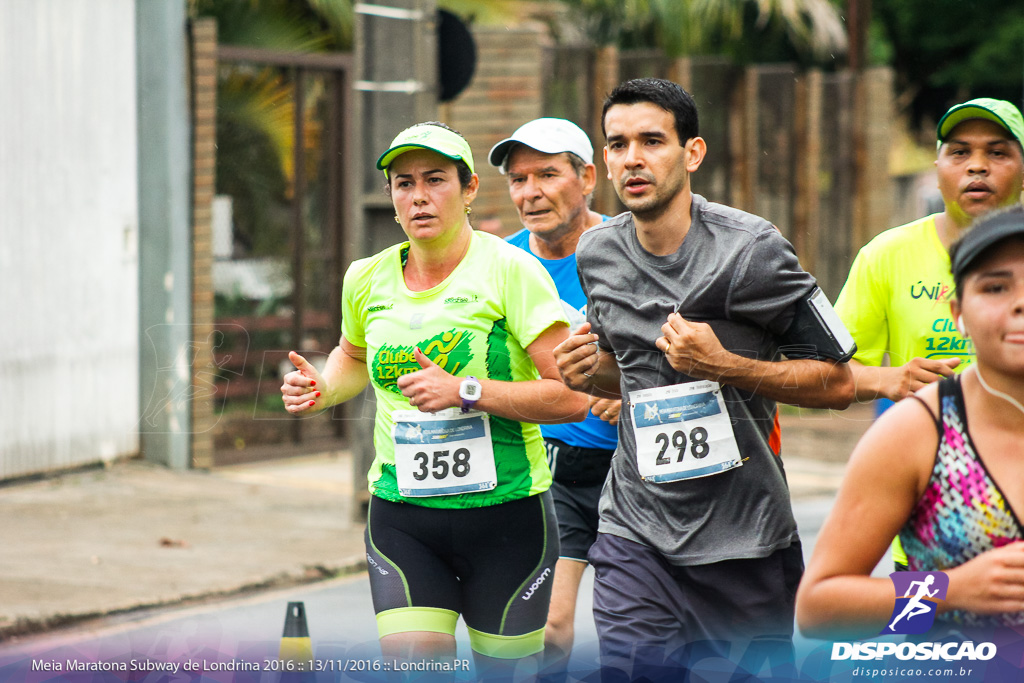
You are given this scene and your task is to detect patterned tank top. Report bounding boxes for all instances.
[900,376,1024,627]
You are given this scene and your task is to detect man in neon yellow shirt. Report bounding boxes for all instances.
[835,97,1024,568]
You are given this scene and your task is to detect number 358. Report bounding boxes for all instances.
[412,448,471,480]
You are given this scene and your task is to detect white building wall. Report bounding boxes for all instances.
[0,0,139,478]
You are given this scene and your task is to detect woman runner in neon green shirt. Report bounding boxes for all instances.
[281,122,587,677]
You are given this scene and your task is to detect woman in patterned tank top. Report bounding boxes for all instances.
[797,204,1024,639]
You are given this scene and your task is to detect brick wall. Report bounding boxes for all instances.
[190,18,217,469]
[441,24,548,237]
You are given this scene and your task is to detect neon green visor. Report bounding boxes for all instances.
[376,124,475,177]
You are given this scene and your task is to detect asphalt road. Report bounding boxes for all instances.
[0,495,869,682]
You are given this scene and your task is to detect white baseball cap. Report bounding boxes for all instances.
[488,118,594,173]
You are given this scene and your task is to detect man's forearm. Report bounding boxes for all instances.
[696,352,854,409]
[847,359,892,403]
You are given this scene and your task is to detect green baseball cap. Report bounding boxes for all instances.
[936,98,1024,149]
[376,123,475,177]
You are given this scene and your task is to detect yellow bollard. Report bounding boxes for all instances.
[278,601,313,671]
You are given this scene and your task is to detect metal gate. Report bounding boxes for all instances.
[209,45,353,465]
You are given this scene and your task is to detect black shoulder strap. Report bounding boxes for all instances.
[906,393,940,431]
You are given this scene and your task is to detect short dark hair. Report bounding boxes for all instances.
[383,121,474,193]
[601,78,699,146]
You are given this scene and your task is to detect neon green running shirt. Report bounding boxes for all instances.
[342,230,568,508]
[835,214,974,370]
[835,214,974,567]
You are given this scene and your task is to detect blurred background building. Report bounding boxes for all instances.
[3,0,1022,486]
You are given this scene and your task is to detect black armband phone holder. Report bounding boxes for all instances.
[778,287,857,362]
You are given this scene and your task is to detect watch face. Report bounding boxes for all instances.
[460,378,481,401]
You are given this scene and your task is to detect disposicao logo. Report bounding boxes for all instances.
[883,571,948,635]
[831,571,996,663]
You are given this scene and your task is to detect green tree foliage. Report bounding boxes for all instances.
[560,0,847,64]
[189,0,352,50]
[214,70,293,256]
[189,0,349,256]
[872,0,1024,124]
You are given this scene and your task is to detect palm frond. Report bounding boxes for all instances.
[306,0,355,49]
[220,68,295,182]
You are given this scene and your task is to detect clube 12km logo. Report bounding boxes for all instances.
[831,572,996,662]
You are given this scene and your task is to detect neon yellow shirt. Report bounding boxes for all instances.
[342,230,567,508]
[835,214,974,370]
[835,214,974,565]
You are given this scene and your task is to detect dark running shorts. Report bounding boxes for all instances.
[589,533,803,668]
[545,438,614,487]
[365,491,559,659]
[550,479,603,562]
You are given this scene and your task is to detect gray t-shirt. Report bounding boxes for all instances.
[577,194,816,566]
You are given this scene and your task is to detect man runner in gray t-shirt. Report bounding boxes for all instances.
[553,78,856,678]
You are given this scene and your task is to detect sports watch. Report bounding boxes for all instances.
[459,376,482,414]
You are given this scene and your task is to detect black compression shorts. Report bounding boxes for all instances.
[364,491,559,659]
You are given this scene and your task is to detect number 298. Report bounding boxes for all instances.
[654,427,709,464]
